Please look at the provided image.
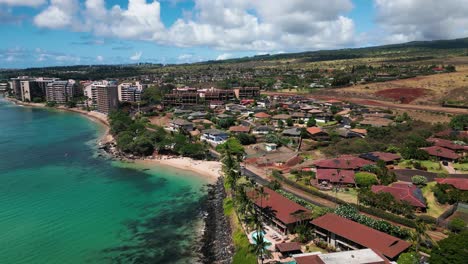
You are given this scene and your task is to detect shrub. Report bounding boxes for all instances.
[448,218,466,233]
[355,172,378,187]
[411,175,428,186]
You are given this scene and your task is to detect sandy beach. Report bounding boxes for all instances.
[136,157,222,183]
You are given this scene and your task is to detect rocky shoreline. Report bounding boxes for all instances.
[200,177,234,264]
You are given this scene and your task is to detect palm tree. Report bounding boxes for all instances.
[411,219,435,254]
[250,232,272,264]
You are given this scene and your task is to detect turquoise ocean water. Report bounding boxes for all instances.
[0,96,207,263]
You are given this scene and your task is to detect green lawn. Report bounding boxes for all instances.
[317,121,338,127]
[398,160,448,174]
[421,182,450,218]
[223,198,257,264]
[453,163,468,172]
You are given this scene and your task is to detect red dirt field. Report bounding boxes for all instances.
[375,88,429,103]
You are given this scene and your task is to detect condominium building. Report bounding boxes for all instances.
[96,84,118,114]
[45,80,78,104]
[118,82,145,102]
[10,76,58,102]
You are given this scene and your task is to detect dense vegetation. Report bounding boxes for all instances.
[430,230,468,264]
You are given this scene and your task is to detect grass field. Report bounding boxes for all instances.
[421,182,450,218]
[453,163,468,172]
[223,198,257,264]
[398,160,448,174]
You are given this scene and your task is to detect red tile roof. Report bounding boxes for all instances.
[313,155,374,170]
[275,242,302,253]
[420,146,460,160]
[254,112,271,118]
[316,169,355,184]
[295,254,324,264]
[435,178,468,191]
[229,125,250,133]
[311,213,411,259]
[307,127,326,135]
[427,137,468,151]
[371,182,426,208]
[249,188,311,225]
[360,152,401,162]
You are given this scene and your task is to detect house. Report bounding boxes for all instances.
[420,146,460,161]
[306,127,329,141]
[282,127,302,137]
[265,143,278,152]
[336,128,364,138]
[254,112,271,120]
[229,125,250,134]
[316,169,355,185]
[435,129,468,140]
[311,213,411,260]
[200,129,229,145]
[313,155,374,170]
[359,152,401,164]
[253,125,272,135]
[350,128,367,137]
[275,242,302,257]
[209,100,224,109]
[315,113,333,123]
[272,114,292,120]
[371,182,426,209]
[249,187,312,234]
[435,178,468,191]
[188,111,207,120]
[169,119,193,132]
[291,112,307,121]
[294,248,390,264]
[426,137,468,152]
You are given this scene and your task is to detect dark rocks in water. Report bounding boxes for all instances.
[200,177,234,264]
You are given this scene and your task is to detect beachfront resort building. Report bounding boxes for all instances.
[10,76,59,102]
[96,84,119,114]
[294,248,391,264]
[311,213,411,260]
[118,82,145,102]
[45,80,79,104]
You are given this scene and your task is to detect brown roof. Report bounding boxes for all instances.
[249,188,311,225]
[371,182,426,208]
[350,128,367,135]
[420,146,459,160]
[275,242,302,253]
[313,155,374,170]
[427,137,467,151]
[360,152,401,162]
[316,169,355,184]
[254,112,271,118]
[435,178,468,191]
[311,213,411,259]
[272,114,292,120]
[229,125,250,133]
[307,127,327,135]
[295,254,324,264]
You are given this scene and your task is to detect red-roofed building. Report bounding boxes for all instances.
[420,146,460,161]
[249,187,312,234]
[426,137,468,152]
[435,178,468,191]
[359,152,401,164]
[306,127,329,141]
[311,213,411,260]
[313,155,374,170]
[228,125,250,134]
[294,248,390,264]
[371,182,426,209]
[254,112,271,119]
[316,169,355,185]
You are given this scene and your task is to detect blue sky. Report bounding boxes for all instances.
[0,0,466,68]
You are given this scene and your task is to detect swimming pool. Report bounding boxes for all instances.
[250,230,272,245]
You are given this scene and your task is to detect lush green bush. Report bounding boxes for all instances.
[448,217,466,233]
[450,114,468,130]
[235,133,256,145]
[397,252,418,264]
[433,183,468,204]
[430,230,468,264]
[355,172,378,187]
[411,175,428,185]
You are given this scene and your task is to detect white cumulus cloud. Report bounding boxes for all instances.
[0,0,45,7]
[96,55,104,62]
[216,53,233,60]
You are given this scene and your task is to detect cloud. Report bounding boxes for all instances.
[0,0,46,7]
[130,51,142,61]
[374,0,468,43]
[216,53,233,60]
[0,9,26,25]
[96,55,104,62]
[32,0,357,52]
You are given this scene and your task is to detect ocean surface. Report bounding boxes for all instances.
[0,96,208,263]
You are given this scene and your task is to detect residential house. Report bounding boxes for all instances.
[254,112,271,120]
[420,146,460,161]
[229,125,250,134]
[306,127,330,141]
[359,152,401,165]
[275,242,302,258]
[426,137,468,152]
[282,127,302,137]
[253,125,272,135]
[249,187,312,234]
[371,182,426,210]
[200,129,229,145]
[313,155,374,170]
[294,248,391,264]
[169,119,194,132]
[311,213,411,260]
[316,169,355,185]
[435,178,468,191]
[336,128,365,138]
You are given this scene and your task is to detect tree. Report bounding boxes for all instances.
[334,114,343,123]
[250,232,272,264]
[448,217,466,233]
[411,175,428,186]
[410,219,433,254]
[286,118,294,127]
[449,114,468,130]
[397,252,418,264]
[307,118,316,127]
[236,133,257,145]
[430,230,468,264]
[355,172,378,188]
